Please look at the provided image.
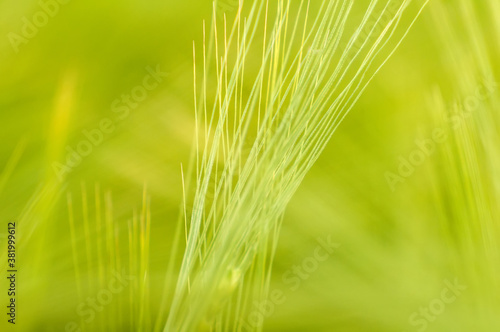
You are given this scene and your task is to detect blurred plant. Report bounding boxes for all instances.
[66,184,152,331]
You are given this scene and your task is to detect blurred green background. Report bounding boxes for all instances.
[1,0,499,331]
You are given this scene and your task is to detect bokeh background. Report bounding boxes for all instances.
[1,0,499,331]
